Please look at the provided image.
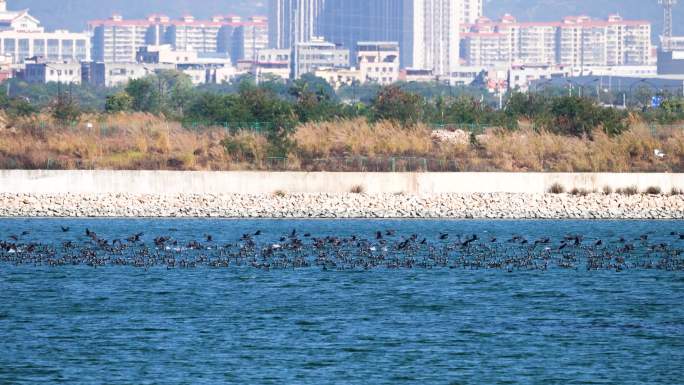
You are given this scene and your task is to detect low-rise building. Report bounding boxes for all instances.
[357,41,400,85]
[254,48,291,81]
[137,45,199,64]
[314,67,362,89]
[0,0,89,64]
[448,66,485,86]
[507,65,571,91]
[294,38,349,78]
[210,66,237,83]
[400,68,435,83]
[82,62,174,87]
[24,60,82,84]
[0,53,12,80]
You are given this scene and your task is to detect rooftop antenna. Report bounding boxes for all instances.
[660,0,678,51]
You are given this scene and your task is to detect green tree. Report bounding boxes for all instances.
[51,94,81,124]
[549,96,627,137]
[185,93,252,125]
[290,74,340,122]
[104,92,134,113]
[505,92,549,120]
[371,85,424,126]
[1,97,39,119]
[125,77,160,113]
[157,70,194,117]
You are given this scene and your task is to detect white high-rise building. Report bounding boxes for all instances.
[89,13,267,63]
[269,0,324,49]
[460,0,483,24]
[317,0,461,75]
[461,14,652,69]
[409,0,461,75]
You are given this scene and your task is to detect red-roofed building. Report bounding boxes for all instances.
[461,14,651,70]
[89,13,268,64]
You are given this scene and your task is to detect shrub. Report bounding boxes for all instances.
[350,185,365,194]
[570,188,590,196]
[5,97,39,119]
[670,187,682,196]
[616,186,639,196]
[273,189,287,197]
[548,96,627,137]
[603,186,613,195]
[51,94,81,124]
[105,92,134,113]
[220,134,267,163]
[371,85,424,126]
[548,183,565,194]
[645,186,662,195]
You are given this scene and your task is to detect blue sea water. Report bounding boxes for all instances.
[0,219,683,384]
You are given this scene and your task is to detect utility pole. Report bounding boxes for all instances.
[660,0,678,51]
[290,1,299,80]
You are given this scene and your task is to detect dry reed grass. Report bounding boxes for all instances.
[0,113,682,172]
[294,118,434,158]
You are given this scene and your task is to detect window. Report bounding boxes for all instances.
[62,40,74,59]
[17,39,30,60]
[47,39,59,60]
[3,38,16,56]
[33,39,46,58]
[75,40,87,60]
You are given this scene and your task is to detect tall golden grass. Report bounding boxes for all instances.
[0,113,681,172]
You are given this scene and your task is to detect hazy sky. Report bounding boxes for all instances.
[8,0,677,36]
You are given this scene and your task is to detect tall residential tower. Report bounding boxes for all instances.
[269,0,325,49]
[318,0,461,75]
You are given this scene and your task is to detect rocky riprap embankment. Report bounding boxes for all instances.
[0,193,683,219]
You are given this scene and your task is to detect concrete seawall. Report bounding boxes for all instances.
[0,170,682,195]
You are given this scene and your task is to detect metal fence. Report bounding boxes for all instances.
[183,121,275,133]
[257,156,462,172]
[32,156,464,172]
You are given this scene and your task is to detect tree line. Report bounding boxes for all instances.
[2,70,683,142]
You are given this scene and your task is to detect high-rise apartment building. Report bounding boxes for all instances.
[460,0,482,24]
[167,14,222,53]
[318,0,461,75]
[557,15,651,68]
[233,17,270,63]
[461,14,651,69]
[90,14,163,63]
[268,0,324,49]
[409,0,461,75]
[89,14,268,63]
[517,22,558,66]
[0,0,90,64]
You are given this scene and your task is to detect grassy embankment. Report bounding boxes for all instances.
[0,112,682,172]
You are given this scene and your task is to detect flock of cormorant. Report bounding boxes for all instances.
[1,226,683,272]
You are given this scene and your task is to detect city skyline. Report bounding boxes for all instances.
[0,0,680,90]
[4,0,679,40]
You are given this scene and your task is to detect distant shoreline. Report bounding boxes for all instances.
[1,193,682,220]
